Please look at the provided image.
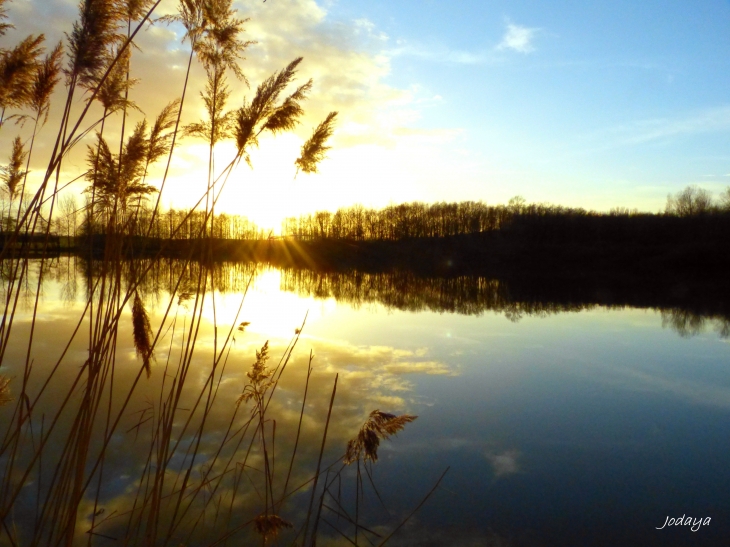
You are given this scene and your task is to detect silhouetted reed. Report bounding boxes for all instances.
[0,0,439,544]
[344,410,417,465]
[0,374,10,406]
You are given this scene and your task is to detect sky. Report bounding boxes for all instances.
[2,0,730,229]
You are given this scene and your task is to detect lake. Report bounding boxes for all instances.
[1,257,729,546]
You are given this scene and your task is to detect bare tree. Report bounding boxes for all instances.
[665,185,714,216]
[58,194,78,238]
[719,186,730,212]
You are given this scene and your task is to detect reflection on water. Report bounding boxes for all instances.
[661,307,730,338]
[14,256,730,339]
[1,257,730,546]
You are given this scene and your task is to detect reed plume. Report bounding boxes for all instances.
[85,120,158,215]
[28,42,64,125]
[1,136,27,203]
[184,0,252,149]
[184,72,233,145]
[263,79,311,134]
[159,0,205,44]
[344,410,417,464]
[0,375,10,406]
[0,0,13,37]
[132,290,153,377]
[233,58,311,165]
[254,514,293,540]
[66,0,122,88]
[94,46,138,113]
[122,0,155,23]
[195,0,252,80]
[295,111,338,175]
[145,99,181,167]
[0,34,45,124]
[236,340,273,406]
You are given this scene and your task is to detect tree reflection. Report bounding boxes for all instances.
[3,257,729,341]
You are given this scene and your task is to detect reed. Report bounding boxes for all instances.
[0,0,439,544]
[0,0,450,545]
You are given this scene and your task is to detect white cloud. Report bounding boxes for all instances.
[620,106,730,145]
[497,23,538,54]
[578,105,730,153]
[485,449,521,478]
[0,0,468,223]
[388,41,496,65]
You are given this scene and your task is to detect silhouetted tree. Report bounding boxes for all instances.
[666,185,714,216]
[719,186,730,212]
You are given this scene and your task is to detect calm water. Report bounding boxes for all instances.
[1,258,729,546]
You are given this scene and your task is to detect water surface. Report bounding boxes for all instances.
[1,258,728,546]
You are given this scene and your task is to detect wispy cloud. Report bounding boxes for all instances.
[485,449,521,478]
[388,41,493,65]
[567,105,730,160]
[497,23,538,54]
[386,20,543,65]
[618,106,730,145]
[571,106,730,159]
[597,363,730,410]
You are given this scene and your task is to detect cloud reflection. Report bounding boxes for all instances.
[485,449,521,479]
[0,283,451,543]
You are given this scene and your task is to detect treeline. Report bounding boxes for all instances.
[96,205,267,240]
[5,194,268,241]
[9,187,730,248]
[281,187,730,242]
[282,201,515,240]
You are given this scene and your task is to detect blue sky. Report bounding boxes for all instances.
[317,0,730,211]
[4,0,730,226]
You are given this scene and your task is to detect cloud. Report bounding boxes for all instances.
[497,23,538,54]
[593,363,730,410]
[3,289,443,540]
[0,1,454,182]
[619,106,730,145]
[485,449,521,478]
[388,41,492,65]
[574,105,730,157]
[0,0,480,228]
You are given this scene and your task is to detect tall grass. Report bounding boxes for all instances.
[0,1,432,545]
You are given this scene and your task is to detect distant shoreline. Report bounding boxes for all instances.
[4,228,729,278]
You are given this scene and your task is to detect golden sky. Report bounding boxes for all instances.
[1,0,467,230]
[3,0,730,230]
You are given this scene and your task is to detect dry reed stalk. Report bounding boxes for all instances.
[344,411,418,465]
[0,375,10,406]
[279,350,313,504]
[254,513,293,540]
[375,468,450,547]
[0,33,46,127]
[302,373,338,545]
[132,290,153,377]
[295,112,338,176]
[0,0,395,543]
[0,136,27,204]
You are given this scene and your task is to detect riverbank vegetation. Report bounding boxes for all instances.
[5,188,730,271]
[0,0,439,545]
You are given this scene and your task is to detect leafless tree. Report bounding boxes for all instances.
[665,185,714,216]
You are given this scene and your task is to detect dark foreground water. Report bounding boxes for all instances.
[1,258,728,546]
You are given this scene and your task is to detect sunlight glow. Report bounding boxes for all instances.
[197,270,327,340]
